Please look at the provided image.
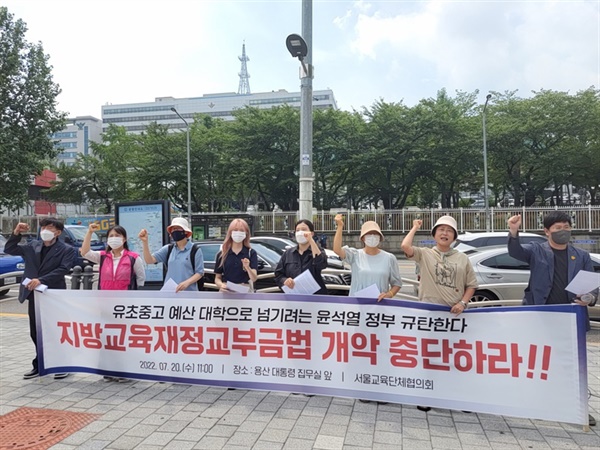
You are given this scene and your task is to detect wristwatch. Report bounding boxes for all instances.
[459,300,469,309]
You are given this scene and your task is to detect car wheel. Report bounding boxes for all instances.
[0,289,9,297]
[471,290,498,303]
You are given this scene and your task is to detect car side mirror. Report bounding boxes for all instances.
[257,260,265,270]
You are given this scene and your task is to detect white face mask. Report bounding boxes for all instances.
[107,237,124,249]
[364,234,380,248]
[40,229,56,242]
[295,231,309,244]
[231,231,246,243]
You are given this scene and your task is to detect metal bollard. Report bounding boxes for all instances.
[82,265,95,290]
[71,266,82,290]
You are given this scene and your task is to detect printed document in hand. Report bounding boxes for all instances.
[225,281,252,293]
[282,270,321,295]
[353,284,380,299]
[565,270,600,295]
[21,277,48,292]
[160,278,178,292]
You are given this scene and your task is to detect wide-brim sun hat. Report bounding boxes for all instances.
[360,221,384,240]
[167,217,192,234]
[431,215,458,238]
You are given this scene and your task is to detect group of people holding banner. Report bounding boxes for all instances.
[6,209,596,426]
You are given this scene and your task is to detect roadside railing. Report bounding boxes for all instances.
[4,206,600,236]
[252,206,600,234]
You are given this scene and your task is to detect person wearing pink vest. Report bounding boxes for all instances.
[82,223,146,291]
[81,223,145,382]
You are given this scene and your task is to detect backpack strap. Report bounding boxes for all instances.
[98,253,107,291]
[128,255,138,290]
[190,243,202,273]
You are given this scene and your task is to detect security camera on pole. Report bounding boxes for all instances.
[286,0,313,221]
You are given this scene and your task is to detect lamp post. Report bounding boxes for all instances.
[482,94,492,232]
[170,107,192,225]
[286,0,313,220]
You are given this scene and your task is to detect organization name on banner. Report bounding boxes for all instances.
[36,290,589,425]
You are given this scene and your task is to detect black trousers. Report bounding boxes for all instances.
[27,294,38,371]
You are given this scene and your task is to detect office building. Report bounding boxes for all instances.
[101,89,337,133]
[52,116,102,166]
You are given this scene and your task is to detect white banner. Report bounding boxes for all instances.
[35,290,589,425]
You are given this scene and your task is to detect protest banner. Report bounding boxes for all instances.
[36,290,589,425]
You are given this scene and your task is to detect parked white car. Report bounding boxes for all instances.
[250,236,347,269]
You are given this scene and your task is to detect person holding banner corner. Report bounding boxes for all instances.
[5,219,75,380]
[507,211,597,426]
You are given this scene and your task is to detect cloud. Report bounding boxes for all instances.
[345,0,599,99]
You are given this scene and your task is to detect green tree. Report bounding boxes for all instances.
[48,125,137,213]
[230,106,300,210]
[0,7,66,212]
[312,108,365,210]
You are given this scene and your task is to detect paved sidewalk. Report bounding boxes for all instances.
[1,310,599,449]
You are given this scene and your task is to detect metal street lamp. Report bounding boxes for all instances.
[285,0,313,221]
[170,107,192,225]
[482,94,492,232]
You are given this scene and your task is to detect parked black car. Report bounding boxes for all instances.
[195,240,350,294]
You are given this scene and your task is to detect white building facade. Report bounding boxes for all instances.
[101,89,337,133]
[52,116,103,166]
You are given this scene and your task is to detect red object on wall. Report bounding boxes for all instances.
[34,169,57,188]
[35,200,57,215]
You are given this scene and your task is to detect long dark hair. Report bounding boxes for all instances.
[105,225,129,252]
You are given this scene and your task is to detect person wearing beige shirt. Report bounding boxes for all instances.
[401,216,478,313]
[401,215,478,413]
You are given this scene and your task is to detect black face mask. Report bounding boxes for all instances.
[171,230,187,242]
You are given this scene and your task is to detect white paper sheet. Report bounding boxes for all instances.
[160,278,178,292]
[225,281,252,293]
[565,270,600,295]
[22,277,48,292]
[281,270,321,295]
[353,284,381,299]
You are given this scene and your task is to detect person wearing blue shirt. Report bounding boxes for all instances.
[139,217,204,292]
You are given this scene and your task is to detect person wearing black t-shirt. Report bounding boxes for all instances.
[214,219,258,292]
[274,219,328,295]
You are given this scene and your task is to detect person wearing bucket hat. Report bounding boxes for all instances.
[402,216,478,413]
[139,217,204,292]
[401,216,477,314]
[333,214,401,301]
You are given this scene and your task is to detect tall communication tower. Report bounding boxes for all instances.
[237,42,251,95]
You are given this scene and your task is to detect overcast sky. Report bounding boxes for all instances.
[4,0,599,118]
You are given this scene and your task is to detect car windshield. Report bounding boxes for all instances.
[252,237,295,252]
[251,242,284,264]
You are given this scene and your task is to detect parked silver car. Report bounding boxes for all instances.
[453,231,546,252]
[468,247,600,320]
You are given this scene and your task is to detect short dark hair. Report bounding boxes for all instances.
[39,218,64,231]
[543,211,572,229]
[295,219,315,233]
